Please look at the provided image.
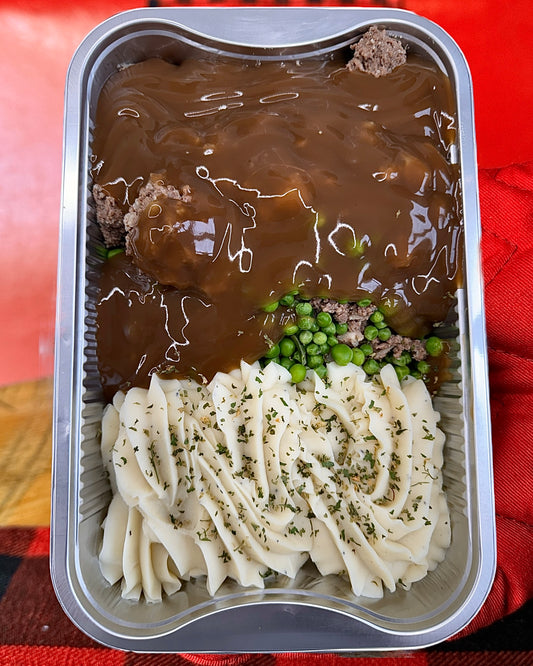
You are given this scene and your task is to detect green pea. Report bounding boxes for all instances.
[393,351,412,367]
[323,323,337,336]
[264,344,280,359]
[327,335,338,347]
[298,316,315,330]
[279,337,296,357]
[263,301,279,313]
[363,359,380,375]
[307,354,323,369]
[315,364,327,379]
[313,331,328,345]
[299,330,313,345]
[306,343,320,356]
[316,311,332,328]
[379,297,400,319]
[351,348,365,366]
[107,247,124,259]
[394,365,410,381]
[284,323,299,336]
[377,327,391,341]
[364,325,378,341]
[290,363,307,384]
[279,357,294,370]
[331,343,353,366]
[279,294,295,307]
[374,320,387,330]
[295,302,313,316]
[357,298,372,307]
[417,360,431,375]
[310,322,320,333]
[359,343,373,356]
[264,356,280,366]
[369,310,384,324]
[335,323,348,335]
[426,336,444,357]
[319,343,330,354]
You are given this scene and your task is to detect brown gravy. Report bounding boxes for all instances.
[92,53,462,398]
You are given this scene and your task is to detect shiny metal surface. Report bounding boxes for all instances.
[51,7,495,653]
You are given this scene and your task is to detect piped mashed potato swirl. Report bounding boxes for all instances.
[99,361,450,602]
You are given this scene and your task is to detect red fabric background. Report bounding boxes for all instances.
[0,0,531,663]
[469,163,533,633]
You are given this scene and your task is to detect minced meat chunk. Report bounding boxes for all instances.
[310,298,376,324]
[347,25,407,77]
[123,174,192,256]
[373,335,410,361]
[93,184,126,248]
[93,174,192,252]
[337,321,365,347]
[372,336,428,362]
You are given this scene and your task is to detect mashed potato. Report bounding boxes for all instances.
[99,361,450,602]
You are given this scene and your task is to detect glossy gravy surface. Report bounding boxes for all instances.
[92,54,462,397]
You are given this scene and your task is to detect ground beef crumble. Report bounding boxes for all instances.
[311,297,428,363]
[347,25,407,77]
[309,298,376,324]
[123,174,192,256]
[92,184,126,248]
[92,174,192,252]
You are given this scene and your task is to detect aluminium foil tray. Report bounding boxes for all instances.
[52,7,496,653]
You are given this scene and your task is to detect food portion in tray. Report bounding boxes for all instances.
[91,27,460,601]
[100,362,449,601]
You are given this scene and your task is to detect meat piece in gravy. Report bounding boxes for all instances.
[347,25,407,77]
